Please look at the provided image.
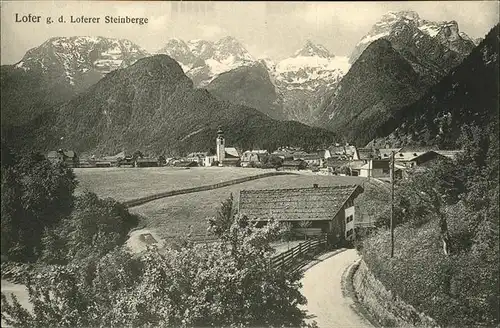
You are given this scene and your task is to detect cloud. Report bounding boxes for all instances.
[149,15,169,31]
[298,3,382,29]
[198,25,227,39]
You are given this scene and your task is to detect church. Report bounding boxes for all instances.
[216,128,242,166]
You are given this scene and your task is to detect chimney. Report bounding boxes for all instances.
[313,184,319,188]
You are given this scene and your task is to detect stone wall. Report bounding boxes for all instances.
[352,260,440,328]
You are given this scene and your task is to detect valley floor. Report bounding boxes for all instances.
[128,174,367,240]
[74,167,270,202]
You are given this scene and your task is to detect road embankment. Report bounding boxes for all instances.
[351,259,440,328]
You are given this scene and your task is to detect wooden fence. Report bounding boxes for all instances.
[122,171,296,208]
[270,234,329,272]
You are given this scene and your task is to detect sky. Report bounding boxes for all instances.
[1,1,498,64]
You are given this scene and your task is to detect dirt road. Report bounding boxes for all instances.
[1,280,32,327]
[300,249,373,328]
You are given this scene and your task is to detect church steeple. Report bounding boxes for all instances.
[216,127,225,163]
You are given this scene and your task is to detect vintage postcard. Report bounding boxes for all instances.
[1,1,498,327]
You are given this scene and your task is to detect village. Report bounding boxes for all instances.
[47,128,462,180]
[43,127,465,248]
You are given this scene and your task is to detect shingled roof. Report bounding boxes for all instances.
[238,185,363,222]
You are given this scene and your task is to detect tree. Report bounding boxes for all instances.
[396,164,453,255]
[132,150,144,160]
[282,222,294,250]
[339,165,351,175]
[158,155,166,166]
[207,194,235,238]
[262,155,283,169]
[1,152,78,262]
[298,220,312,240]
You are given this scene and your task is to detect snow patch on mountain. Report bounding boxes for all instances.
[272,42,350,92]
[357,32,391,45]
[158,36,255,86]
[418,23,440,37]
[353,11,475,54]
[14,36,149,87]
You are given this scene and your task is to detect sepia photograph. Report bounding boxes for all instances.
[1,1,498,327]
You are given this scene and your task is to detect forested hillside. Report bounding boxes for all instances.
[358,114,499,326]
[372,24,499,149]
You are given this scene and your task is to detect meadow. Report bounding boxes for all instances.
[129,174,367,240]
[74,167,270,202]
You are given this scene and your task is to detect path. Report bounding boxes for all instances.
[300,249,373,328]
[1,280,32,327]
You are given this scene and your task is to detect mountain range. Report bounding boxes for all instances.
[2,55,338,156]
[312,10,481,146]
[350,10,477,81]
[157,36,255,87]
[269,41,350,124]
[1,36,149,126]
[370,24,499,149]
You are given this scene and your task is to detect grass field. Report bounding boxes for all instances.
[74,167,272,202]
[129,175,367,240]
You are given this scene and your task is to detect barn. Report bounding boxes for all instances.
[238,184,364,245]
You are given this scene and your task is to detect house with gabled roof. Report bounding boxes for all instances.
[293,153,324,167]
[359,159,404,179]
[280,159,306,171]
[327,145,346,157]
[345,145,359,160]
[357,148,381,162]
[238,184,364,243]
[433,150,464,160]
[394,151,448,168]
[379,148,402,160]
[222,147,241,166]
[47,149,79,168]
[186,152,209,166]
[241,150,268,167]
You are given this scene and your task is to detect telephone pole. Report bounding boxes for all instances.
[390,151,395,258]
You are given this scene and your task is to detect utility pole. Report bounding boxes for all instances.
[368,155,371,181]
[390,151,395,258]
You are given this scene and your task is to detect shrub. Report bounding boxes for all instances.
[2,217,313,327]
[41,192,139,265]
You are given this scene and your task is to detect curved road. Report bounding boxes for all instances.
[300,249,373,328]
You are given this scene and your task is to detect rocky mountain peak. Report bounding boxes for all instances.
[213,36,254,62]
[187,39,215,59]
[350,10,476,75]
[435,21,460,41]
[108,54,193,91]
[257,57,277,71]
[12,36,149,90]
[381,10,420,23]
[17,36,148,70]
[293,40,333,58]
[157,38,197,72]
